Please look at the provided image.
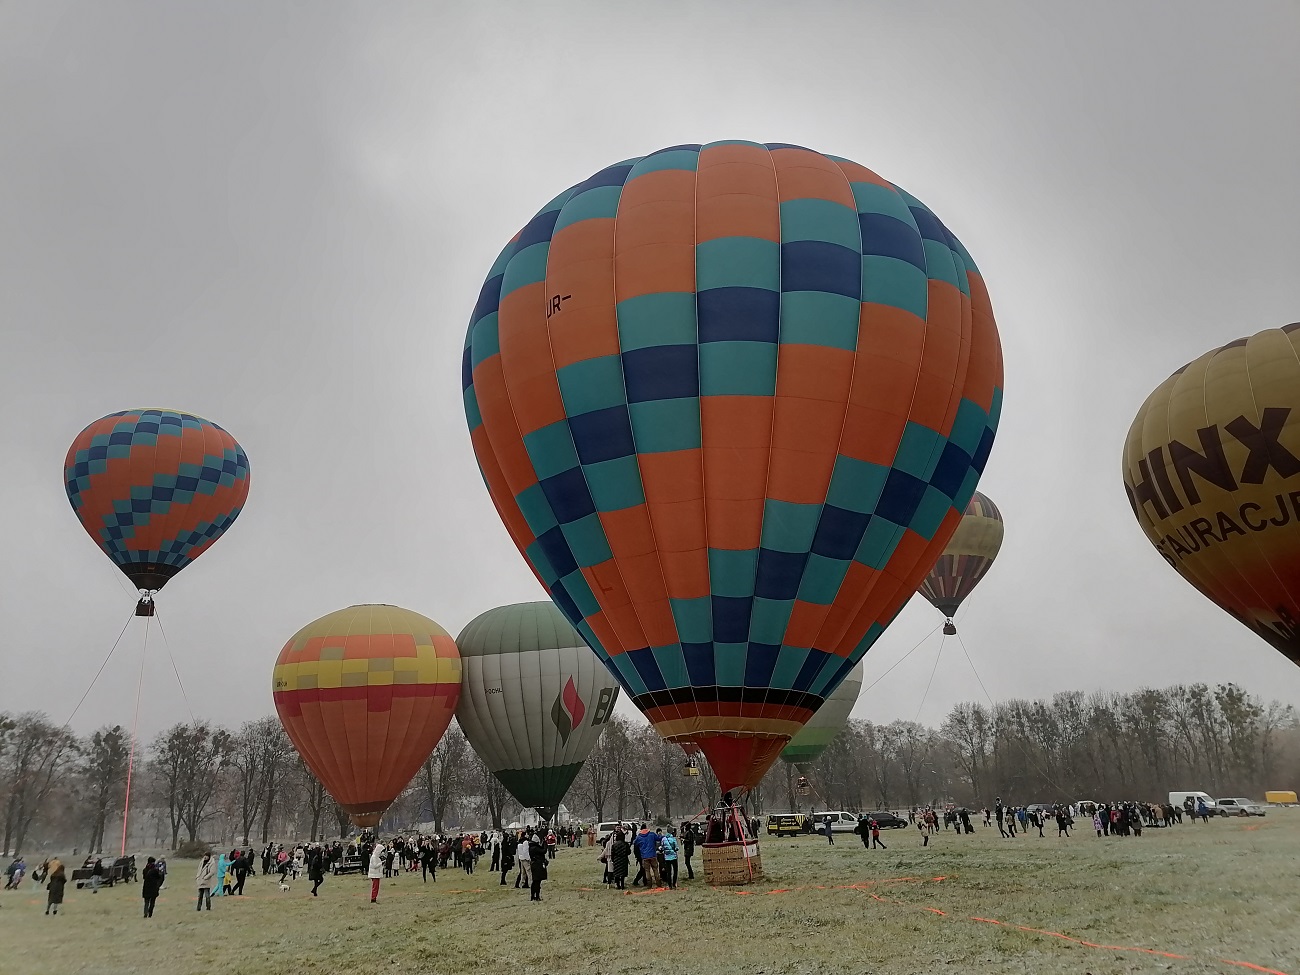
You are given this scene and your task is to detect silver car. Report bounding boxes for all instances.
[1215,797,1266,817]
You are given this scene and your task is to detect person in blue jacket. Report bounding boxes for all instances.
[658,829,679,889]
[634,826,661,887]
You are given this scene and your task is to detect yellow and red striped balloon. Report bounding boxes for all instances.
[272,605,461,827]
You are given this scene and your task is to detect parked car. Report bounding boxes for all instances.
[863,811,908,829]
[331,853,365,875]
[1215,797,1266,817]
[595,821,637,843]
[766,813,810,836]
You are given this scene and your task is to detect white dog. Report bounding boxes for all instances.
[278,881,291,892]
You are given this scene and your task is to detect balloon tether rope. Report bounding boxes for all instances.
[860,622,942,698]
[914,632,947,722]
[152,607,197,726]
[120,614,150,856]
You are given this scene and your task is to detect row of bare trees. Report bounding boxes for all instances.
[798,683,1299,813]
[3,682,1297,853]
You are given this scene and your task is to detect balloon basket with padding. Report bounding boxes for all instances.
[702,840,763,886]
[943,619,956,636]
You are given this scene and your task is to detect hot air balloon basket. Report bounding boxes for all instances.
[702,841,762,886]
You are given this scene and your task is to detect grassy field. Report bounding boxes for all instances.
[5,810,1299,975]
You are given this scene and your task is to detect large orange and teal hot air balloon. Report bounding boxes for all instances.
[463,142,1003,793]
[918,491,1003,633]
[1123,323,1300,667]
[64,409,250,610]
[272,605,462,827]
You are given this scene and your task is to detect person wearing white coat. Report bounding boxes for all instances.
[368,843,385,903]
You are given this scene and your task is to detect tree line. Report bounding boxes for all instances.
[2,682,1296,855]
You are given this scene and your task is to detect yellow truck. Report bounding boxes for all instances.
[1265,790,1297,805]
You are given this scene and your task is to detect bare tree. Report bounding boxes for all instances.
[294,758,327,841]
[228,721,265,844]
[1,713,78,855]
[418,724,467,832]
[470,753,509,829]
[78,725,130,854]
[254,719,295,843]
[148,721,232,847]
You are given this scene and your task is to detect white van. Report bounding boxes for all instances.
[1169,791,1216,813]
[595,821,636,843]
[813,811,862,834]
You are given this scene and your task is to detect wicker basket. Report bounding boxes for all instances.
[702,840,763,885]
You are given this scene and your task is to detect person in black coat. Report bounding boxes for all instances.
[308,849,326,897]
[609,831,631,890]
[681,825,696,880]
[528,832,547,901]
[499,832,516,887]
[232,853,249,895]
[141,857,163,918]
[45,862,67,915]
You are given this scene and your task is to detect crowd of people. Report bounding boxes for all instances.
[3,793,1242,918]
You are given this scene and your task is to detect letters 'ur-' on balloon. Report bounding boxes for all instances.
[463,141,1003,793]
[64,409,250,616]
[1123,323,1300,666]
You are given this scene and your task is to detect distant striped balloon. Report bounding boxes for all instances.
[464,142,1003,792]
[917,491,1003,628]
[779,661,863,766]
[272,605,461,828]
[64,409,250,594]
[456,601,620,819]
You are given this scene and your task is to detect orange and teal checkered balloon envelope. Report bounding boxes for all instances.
[64,409,250,593]
[463,142,1004,792]
[272,605,462,828]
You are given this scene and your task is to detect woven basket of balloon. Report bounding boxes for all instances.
[702,840,763,885]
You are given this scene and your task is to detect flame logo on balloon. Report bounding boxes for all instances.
[550,677,586,745]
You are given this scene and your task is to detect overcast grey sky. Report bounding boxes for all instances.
[2,1,1298,741]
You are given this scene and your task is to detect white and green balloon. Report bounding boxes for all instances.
[779,661,863,766]
[456,601,620,819]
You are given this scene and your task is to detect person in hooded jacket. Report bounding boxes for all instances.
[141,857,163,917]
[528,831,547,901]
[659,829,679,889]
[45,861,67,915]
[634,826,661,887]
[368,843,385,903]
[195,853,216,911]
